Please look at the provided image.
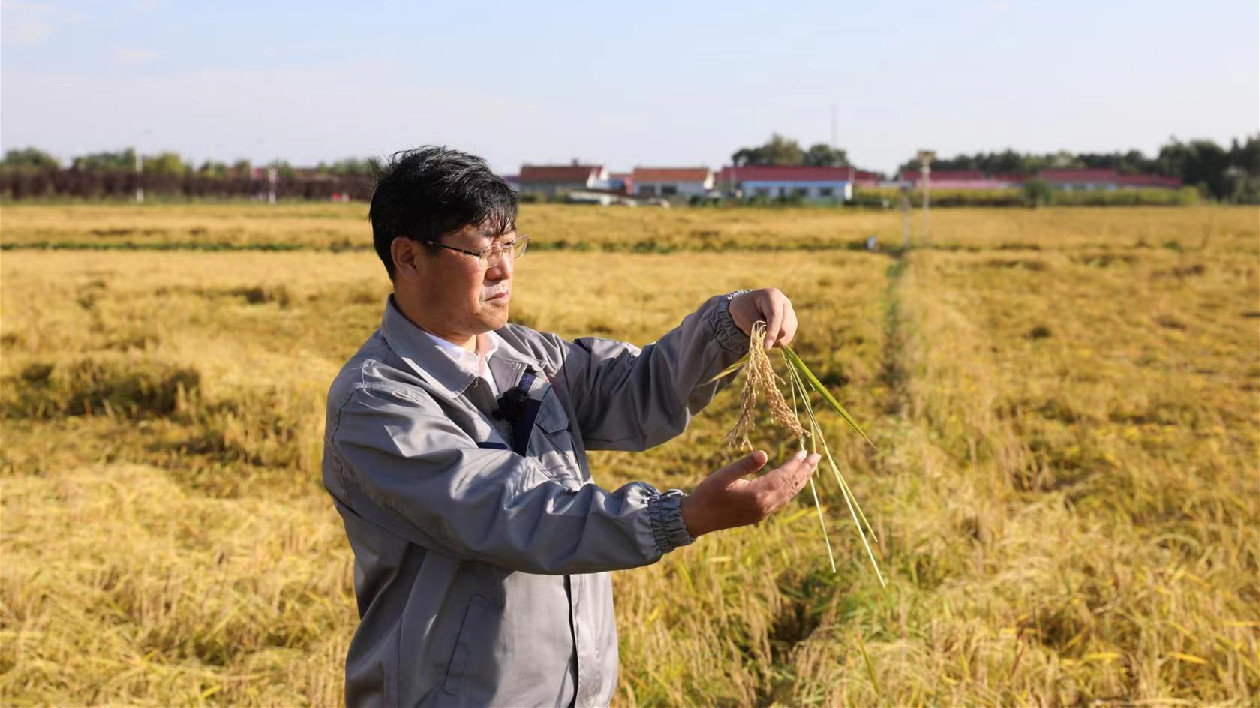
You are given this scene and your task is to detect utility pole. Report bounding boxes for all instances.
[899,185,911,250]
[135,148,144,204]
[917,149,935,243]
[134,128,151,204]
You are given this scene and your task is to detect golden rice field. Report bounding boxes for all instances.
[1,204,1257,706]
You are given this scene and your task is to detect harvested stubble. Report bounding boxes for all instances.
[719,321,885,585]
[4,206,1256,704]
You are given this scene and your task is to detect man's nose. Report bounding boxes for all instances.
[486,254,512,280]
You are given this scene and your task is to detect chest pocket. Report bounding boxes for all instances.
[529,391,583,490]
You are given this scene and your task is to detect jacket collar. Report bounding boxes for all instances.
[379,295,543,398]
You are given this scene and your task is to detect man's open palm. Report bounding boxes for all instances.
[681,450,821,538]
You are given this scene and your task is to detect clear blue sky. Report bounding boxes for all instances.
[2,0,1256,174]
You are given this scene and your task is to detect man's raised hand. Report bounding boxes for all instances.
[728,288,799,350]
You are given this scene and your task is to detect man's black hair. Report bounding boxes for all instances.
[369,146,518,279]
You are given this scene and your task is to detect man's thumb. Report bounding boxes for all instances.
[710,450,769,484]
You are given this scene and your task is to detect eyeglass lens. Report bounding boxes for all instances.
[485,238,527,265]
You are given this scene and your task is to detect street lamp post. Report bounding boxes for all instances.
[134,128,152,204]
[899,184,911,250]
[135,148,144,204]
[916,149,936,243]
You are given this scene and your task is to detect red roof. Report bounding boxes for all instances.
[926,180,1016,190]
[519,164,603,183]
[1115,174,1182,188]
[718,165,856,183]
[1037,169,1118,183]
[631,167,711,183]
[901,169,986,181]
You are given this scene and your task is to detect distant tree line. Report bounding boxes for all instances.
[0,148,381,201]
[731,133,850,167]
[893,135,1260,203]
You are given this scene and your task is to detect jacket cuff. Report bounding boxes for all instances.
[705,290,751,356]
[647,489,695,555]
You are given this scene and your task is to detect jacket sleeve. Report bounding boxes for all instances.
[553,292,750,452]
[325,383,695,575]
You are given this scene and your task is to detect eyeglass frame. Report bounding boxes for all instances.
[421,234,529,266]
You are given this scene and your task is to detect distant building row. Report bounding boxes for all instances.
[897,168,1182,191]
[505,162,1182,203]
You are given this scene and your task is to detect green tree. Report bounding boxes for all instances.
[1158,138,1232,198]
[198,161,231,178]
[72,148,137,172]
[1020,178,1053,207]
[143,151,188,176]
[731,133,806,166]
[1229,135,1260,175]
[803,143,849,167]
[1,147,60,170]
[315,156,383,177]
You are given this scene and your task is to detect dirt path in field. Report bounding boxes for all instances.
[754,247,912,705]
[880,252,911,417]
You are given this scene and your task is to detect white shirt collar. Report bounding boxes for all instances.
[419,330,502,392]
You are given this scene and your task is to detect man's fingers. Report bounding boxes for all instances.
[790,452,819,495]
[778,303,798,348]
[747,450,807,491]
[763,296,784,350]
[751,452,820,502]
[761,291,796,349]
[709,450,769,486]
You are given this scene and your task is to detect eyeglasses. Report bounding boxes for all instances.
[425,235,529,267]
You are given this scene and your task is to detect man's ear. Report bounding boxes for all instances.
[391,237,419,276]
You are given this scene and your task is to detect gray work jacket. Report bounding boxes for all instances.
[322,292,749,707]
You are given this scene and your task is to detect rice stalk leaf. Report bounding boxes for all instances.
[784,356,886,586]
[807,476,837,573]
[810,414,886,587]
[856,633,883,700]
[789,365,836,571]
[782,346,875,447]
[782,358,878,541]
[811,411,880,545]
[706,354,749,385]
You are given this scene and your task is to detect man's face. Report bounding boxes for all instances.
[398,222,515,341]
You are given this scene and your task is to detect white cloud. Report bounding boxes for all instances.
[112,47,156,64]
[0,1,85,46]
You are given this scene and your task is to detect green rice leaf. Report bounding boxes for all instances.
[782,356,886,585]
[706,354,749,385]
[856,634,883,699]
[782,347,875,447]
[807,476,837,573]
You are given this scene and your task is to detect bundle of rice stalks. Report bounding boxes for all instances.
[715,322,885,586]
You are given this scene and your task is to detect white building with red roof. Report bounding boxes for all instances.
[1113,173,1183,189]
[630,167,714,199]
[1037,168,1182,191]
[897,169,1024,189]
[518,161,610,198]
[716,165,858,201]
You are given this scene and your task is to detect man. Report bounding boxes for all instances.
[322,146,821,707]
